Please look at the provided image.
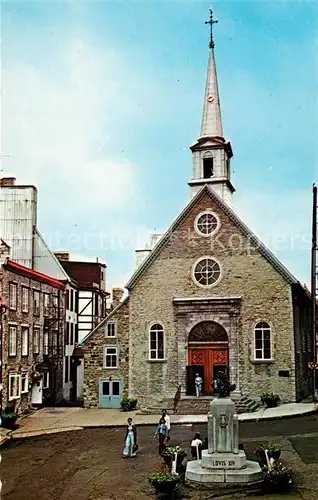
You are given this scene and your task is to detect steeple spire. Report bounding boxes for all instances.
[201,9,223,138]
[188,8,234,206]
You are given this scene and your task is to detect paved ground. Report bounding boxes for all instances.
[7,402,317,441]
[1,414,318,500]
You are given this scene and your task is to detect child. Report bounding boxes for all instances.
[154,417,169,455]
[191,432,203,460]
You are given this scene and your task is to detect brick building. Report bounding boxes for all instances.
[0,241,66,412]
[82,25,312,410]
[0,177,78,403]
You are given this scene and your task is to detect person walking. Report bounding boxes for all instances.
[154,417,169,455]
[161,409,171,441]
[194,373,203,397]
[122,417,138,458]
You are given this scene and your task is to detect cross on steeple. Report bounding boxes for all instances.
[205,8,218,49]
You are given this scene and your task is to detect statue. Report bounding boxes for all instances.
[212,370,236,398]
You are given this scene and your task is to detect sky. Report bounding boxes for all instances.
[2,0,318,289]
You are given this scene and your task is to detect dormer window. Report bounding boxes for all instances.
[203,156,214,178]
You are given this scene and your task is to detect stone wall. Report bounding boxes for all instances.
[83,298,130,408]
[128,191,297,407]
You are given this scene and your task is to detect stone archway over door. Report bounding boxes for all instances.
[188,321,229,394]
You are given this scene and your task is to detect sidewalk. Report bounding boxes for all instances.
[2,401,317,443]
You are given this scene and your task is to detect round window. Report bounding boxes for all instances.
[195,212,219,237]
[193,257,221,287]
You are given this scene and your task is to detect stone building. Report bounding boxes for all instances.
[0,241,66,411]
[82,20,312,410]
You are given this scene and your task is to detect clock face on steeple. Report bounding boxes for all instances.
[207,95,214,102]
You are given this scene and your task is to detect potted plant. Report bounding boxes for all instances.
[164,445,187,471]
[161,449,173,468]
[1,405,18,429]
[149,471,180,498]
[261,392,281,408]
[254,445,267,465]
[266,442,282,461]
[262,462,294,493]
[120,394,138,412]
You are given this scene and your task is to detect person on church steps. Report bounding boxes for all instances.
[122,418,138,458]
[194,373,203,397]
[191,432,203,459]
[154,417,169,455]
[161,409,171,440]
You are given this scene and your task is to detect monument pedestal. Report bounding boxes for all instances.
[185,395,262,486]
[201,449,246,470]
[186,459,262,484]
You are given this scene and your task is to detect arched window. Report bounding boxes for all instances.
[149,324,164,360]
[254,322,272,360]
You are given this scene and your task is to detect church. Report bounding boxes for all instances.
[82,12,312,411]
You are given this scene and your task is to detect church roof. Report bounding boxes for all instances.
[126,185,298,290]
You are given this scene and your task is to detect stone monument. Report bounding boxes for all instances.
[186,373,262,484]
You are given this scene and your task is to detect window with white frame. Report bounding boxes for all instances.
[106,322,116,337]
[9,283,17,310]
[43,331,49,355]
[33,290,40,316]
[43,372,50,389]
[9,373,20,400]
[104,346,118,368]
[254,322,272,360]
[22,286,29,313]
[21,372,29,393]
[33,327,40,354]
[8,326,17,356]
[195,211,220,237]
[44,293,49,316]
[193,257,221,287]
[149,324,164,360]
[21,327,29,356]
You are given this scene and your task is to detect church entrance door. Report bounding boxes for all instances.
[187,321,229,395]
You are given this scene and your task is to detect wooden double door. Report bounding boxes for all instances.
[188,345,229,395]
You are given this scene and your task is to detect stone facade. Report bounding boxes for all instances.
[83,297,129,408]
[0,255,66,412]
[82,188,311,410]
[126,189,310,407]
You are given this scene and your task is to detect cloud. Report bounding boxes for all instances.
[1,35,141,215]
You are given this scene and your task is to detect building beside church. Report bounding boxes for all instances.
[82,15,312,410]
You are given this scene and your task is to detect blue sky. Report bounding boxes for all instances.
[2,1,318,288]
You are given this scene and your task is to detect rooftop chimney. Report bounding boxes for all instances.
[112,288,124,308]
[0,177,16,187]
[54,252,70,261]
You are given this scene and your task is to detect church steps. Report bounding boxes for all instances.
[137,395,261,415]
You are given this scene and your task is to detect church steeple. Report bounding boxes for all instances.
[189,9,235,207]
[201,9,223,138]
